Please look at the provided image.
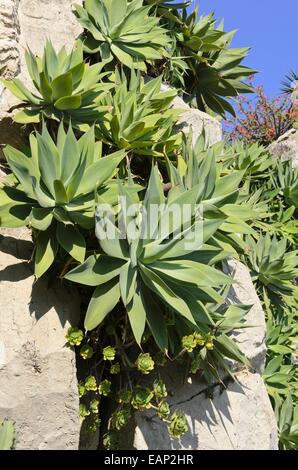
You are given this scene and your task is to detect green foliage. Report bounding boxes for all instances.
[219,140,298,450]
[103,346,116,361]
[95,70,182,156]
[0,122,125,276]
[246,234,298,302]
[136,352,155,374]
[65,163,241,357]
[74,0,170,71]
[1,41,112,127]
[66,327,84,346]
[3,0,293,450]
[131,387,154,410]
[168,410,188,438]
[157,5,255,116]
[80,344,94,359]
[0,421,15,450]
[85,375,98,391]
[270,160,298,209]
[98,379,112,396]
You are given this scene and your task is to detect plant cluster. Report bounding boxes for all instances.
[0,421,15,450]
[0,0,295,451]
[217,142,298,450]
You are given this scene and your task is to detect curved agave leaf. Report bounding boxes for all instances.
[0,421,14,450]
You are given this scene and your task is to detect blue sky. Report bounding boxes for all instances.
[188,0,298,97]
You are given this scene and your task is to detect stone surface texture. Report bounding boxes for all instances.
[0,227,81,450]
[268,128,298,168]
[161,84,222,146]
[224,258,267,374]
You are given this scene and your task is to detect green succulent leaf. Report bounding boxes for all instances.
[85,278,120,331]
[35,227,58,278]
[56,223,86,262]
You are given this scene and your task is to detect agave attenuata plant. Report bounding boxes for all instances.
[95,70,182,156]
[0,123,125,276]
[159,6,255,116]
[66,165,234,346]
[245,233,298,300]
[74,0,170,71]
[1,40,113,127]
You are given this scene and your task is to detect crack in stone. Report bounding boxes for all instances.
[170,375,233,407]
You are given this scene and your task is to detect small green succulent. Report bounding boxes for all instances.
[118,390,132,404]
[1,40,113,127]
[131,387,154,410]
[246,233,298,300]
[98,379,112,396]
[80,345,94,360]
[153,379,168,399]
[66,327,84,346]
[168,410,188,438]
[157,401,170,420]
[103,346,116,361]
[110,363,121,375]
[85,375,98,392]
[80,403,91,418]
[136,352,155,375]
[102,430,120,450]
[74,0,170,71]
[0,122,125,277]
[181,334,197,353]
[78,383,86,398]
[110,407,131,431]
[90,399,100,414]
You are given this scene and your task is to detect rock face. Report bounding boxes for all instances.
[224,258,267,374]
[124,260,278,450]
[268,129,298,168]
[0,227,81,449]
[162,86,222,146]
[0,0,82,159]
[176,103,222,146]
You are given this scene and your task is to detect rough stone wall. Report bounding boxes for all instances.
[0,0,20,79]
[268,128,298,168]
[0,227,81,449]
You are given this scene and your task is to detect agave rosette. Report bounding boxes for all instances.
[74,0,170,71]
[166,130,260,254]
[1,40,113,127]
[160,6,255,116]
[0,123,126,276]
[95,70,182,156]
[65,164,238,349]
